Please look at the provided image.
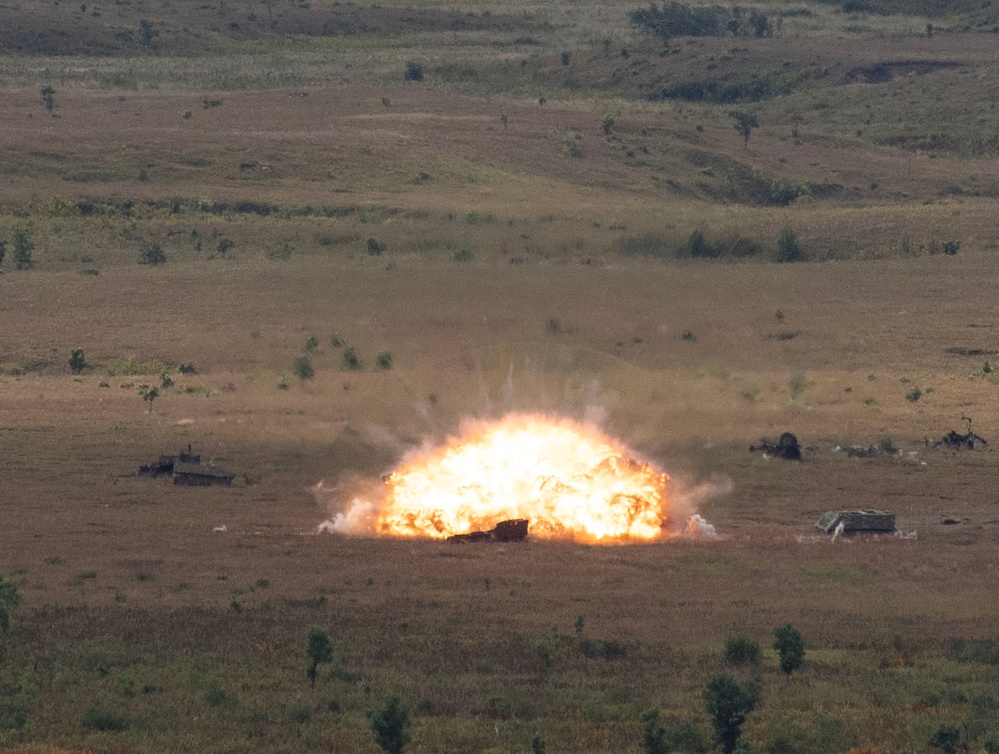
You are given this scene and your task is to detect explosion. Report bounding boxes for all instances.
[330,413,687,544]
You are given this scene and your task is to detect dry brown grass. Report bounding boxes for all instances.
[4,2,999,751]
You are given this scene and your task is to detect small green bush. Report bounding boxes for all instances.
[68,348,87,374]
[773,623,805,676]
[306,627,334,687]
[375,352,393,371]
[905,387,922,403]
[404,61,424,82]
[366,238,386,256]
[563,131,583,157]
[687,230,719,258]
[293,354,314,381]
[704,675,759,754]
[724,636,761,666]
[138,241,166,266]
[12,230,34,270]
[369,695,411,754]
[342,347,362,371]
[775,228,804,263]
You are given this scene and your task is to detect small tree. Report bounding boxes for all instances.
[293,354,314,381]
[773,623,805,676]
[704,674,759,754]
[68,348,87,374]
[0,239,6,266]
[370,695,411,754]
[728,110,758,145]
[306,627,334,688]
[12,230,34,270]
[375,352,393,371]
[139,385,159,414]
[775,228,804,263]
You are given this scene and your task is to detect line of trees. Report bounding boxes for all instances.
[631,2,773,46]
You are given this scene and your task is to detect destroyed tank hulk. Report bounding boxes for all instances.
[750,432,802,460]
[933,417,988,451]
[816,510,896,535]
[447,519,529,543]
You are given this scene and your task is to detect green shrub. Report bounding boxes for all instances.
[12,230,34,270]
[306,627,334,688]
[642,709,708,754]
[704,675,759,754]
[687,230,719,258]
[906,387,922,403]
[729,110,758,144]
[773,623,805,676]
[775,228,804,263]
[342,347,362,371]
[724,636,761,666]
[370,695,411,754]
[375,352,393,371]
[404,61,424,82]
[451,248,472,262]
[367,238,386,256]
[564,131,583,157]
[929,724,965,754]
[293,354,314,381]
[138,241,166,265]
[68,348,87,374]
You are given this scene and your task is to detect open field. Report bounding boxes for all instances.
[3,0,999,752]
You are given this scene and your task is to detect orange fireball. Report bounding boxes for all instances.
[343,414,672,543]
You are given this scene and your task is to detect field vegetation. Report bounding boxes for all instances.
[3,0,999,752]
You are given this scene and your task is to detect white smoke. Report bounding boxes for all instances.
[686,513,717,538]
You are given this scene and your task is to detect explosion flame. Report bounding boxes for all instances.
[331,413,682,544]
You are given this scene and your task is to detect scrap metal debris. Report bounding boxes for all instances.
[750,432,802,460]
[932,417,988,450]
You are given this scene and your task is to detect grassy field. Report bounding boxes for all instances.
[3,0,999,752]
